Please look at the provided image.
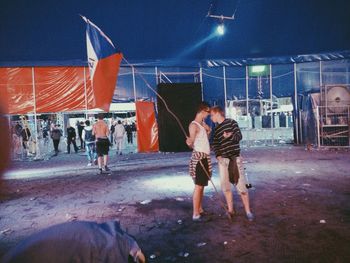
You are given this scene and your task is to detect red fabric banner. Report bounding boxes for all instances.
[136,101,159,153]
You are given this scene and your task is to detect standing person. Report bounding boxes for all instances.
[20,125,31,155]
[186,102,212,221]
[93,114,110,174]
[113,120,125,155]
[125,124,133,144]
[110,120,115,146]
[82,120,97,166]
[66,124,79,154]
[77,121,85,150]
[51,124,62,156]
[210,106,254,221]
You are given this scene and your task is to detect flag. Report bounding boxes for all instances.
[81,16,123,112]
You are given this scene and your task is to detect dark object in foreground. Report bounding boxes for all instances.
[246,183,252,189]
[2,221,145,263]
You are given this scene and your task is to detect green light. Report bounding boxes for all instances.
[248,65,270,77]
[251,65,266,73]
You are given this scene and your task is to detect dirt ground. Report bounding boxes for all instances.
[0,146,349,263]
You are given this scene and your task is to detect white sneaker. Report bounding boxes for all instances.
[192,215,202,222]
[87,163,92,167]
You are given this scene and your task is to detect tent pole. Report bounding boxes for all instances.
[132,66,137,103]
[155,66,158,85]
[319,60,323,88]
[245,65,249,118]
[84,67,88,119]
[269,64,274,145]
[294,63,299,144]
[154,66,158,104]
[316,106,321,148]
[31,67,40,159]
[200,67,204,101]
[223,66,227,114]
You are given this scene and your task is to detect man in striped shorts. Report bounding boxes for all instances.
[210,106,254,221]
[186,102,212,221]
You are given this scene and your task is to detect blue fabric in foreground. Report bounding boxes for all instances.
[2,221,139,263]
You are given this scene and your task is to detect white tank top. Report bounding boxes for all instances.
[192,121,210,155]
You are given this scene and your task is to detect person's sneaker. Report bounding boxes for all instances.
[192,215,202,222]
[87,163,92,167]
[104,166,110,172]
[246,212,254,222]
[99,168,103,174]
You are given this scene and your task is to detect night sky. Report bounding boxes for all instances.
[0,0,349,65]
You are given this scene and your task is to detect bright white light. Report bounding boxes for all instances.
[216,24,225,36]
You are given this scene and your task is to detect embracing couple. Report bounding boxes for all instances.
[186,102,254,222]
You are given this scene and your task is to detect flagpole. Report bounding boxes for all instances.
[84,66,88,119]
[132,66,137,103]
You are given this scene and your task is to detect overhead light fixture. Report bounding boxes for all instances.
[216,24,225,36]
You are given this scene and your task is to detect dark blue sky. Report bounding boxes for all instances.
[0,0,349,65]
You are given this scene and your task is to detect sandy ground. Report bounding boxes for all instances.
[0,146,349,263]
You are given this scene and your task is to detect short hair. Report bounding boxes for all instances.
[211,106,225,116]
[196,101,210,114]
[85,120,90,126]
[97,113,105,120]
[118,120,122,124]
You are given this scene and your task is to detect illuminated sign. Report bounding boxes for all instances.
[248,65,270,77]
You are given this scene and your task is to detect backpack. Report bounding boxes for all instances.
[84,129,95,142]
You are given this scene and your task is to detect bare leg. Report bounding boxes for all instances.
[223,191,234,213]
[98,156,103,169]
[240,191,251,214]
[193,185,203,217]
[103,155,108,167]
[199,187,204,213]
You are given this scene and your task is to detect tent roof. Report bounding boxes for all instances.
[1,0,350,67]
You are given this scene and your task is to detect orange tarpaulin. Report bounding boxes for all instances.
[0,67,34,114]
[136,101,159,153]
[0,65,119,114]
[34,67,93,113]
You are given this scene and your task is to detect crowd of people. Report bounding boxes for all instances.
[10,116,137,163]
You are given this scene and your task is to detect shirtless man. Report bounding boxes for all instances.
[93,113,110,174]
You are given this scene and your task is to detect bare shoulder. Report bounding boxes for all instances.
[189,122,198,131]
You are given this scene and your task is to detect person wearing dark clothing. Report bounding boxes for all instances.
[125,124,133,144]
[66,124,79,154]
[20,127,31,150]
[110,121,116,146]
[2,220,146,263]
[77,121,85,149]
[14,122,22,137]
[210,106,254,221]
[51,125,62,156]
